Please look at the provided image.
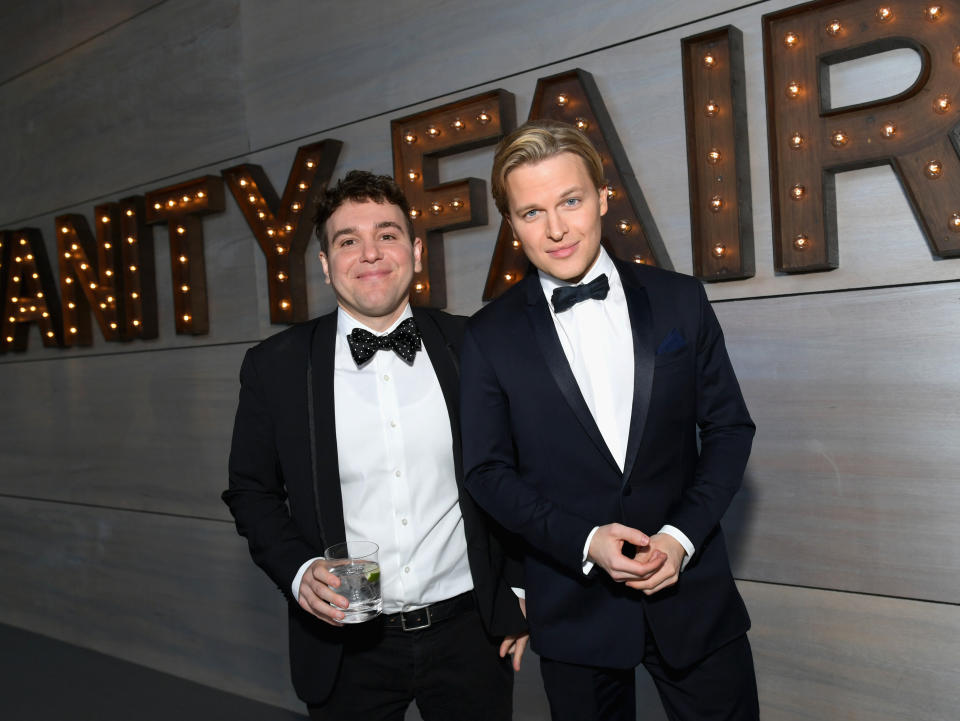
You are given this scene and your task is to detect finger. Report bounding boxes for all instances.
[499,637,515,659]
[299,581,348,624]
[611,523,650,548]
[609,550,666,580]
[303,576,350,610]
[513,636,529,671]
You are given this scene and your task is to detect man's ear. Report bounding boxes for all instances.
[318,251,331,284]
[412,236,423,274]
[598,186,609,217]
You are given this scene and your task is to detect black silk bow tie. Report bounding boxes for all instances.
[348,317,421,366]
[551,273,610,313]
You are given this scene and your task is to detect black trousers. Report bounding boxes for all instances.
[307,604,513,721]
[539,627,759,721]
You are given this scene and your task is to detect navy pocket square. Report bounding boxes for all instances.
[657,328,687,355]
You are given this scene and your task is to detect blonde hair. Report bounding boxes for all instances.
[490,120,605,216]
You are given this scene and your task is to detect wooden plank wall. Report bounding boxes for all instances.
[1,0,958,717]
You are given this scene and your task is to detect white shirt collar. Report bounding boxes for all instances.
[337,304,413,339]
[537,246,617,301]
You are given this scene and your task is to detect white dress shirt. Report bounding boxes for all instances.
[292,306,474,612]
[537,247,695,571]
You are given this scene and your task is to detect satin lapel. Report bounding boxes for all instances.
[523,274,620,473]
[413,309,463,482]
[618,262,656,484]
[308,312,346,547]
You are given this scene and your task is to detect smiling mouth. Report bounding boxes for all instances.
[355,269,392,280]
[547,241,579,259]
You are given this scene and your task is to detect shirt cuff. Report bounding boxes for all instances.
[292,556,323,599]
[659,525,694,571]
[581,526,600,575]
[511,587,526,600]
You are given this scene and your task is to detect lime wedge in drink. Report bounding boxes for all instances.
[366,569,380,584]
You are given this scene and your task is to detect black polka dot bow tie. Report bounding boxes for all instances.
[347,317,421,366]
[551,273,610,313]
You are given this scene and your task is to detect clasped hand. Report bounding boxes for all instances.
[588,523,685,595]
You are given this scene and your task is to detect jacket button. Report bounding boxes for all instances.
[622,486,632,496]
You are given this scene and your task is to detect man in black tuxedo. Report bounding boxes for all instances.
[224,171,527,720]
[460,121,759,720]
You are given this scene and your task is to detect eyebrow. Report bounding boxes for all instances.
[330,220,404,242]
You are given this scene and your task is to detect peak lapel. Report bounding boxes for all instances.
[618,263,656,484]
[523,274,620,473]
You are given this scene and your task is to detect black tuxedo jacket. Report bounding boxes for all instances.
[224,307,525,704]
[461,261,754,670]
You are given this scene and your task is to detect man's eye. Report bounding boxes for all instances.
[523,209,539,220]
[339,238,356,247]
[564,198,580,207]
[381,233,397,241]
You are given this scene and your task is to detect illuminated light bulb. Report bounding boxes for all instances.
[706,149,721,164]
[430,201,443,215]
[925,5,942,21]
[409,208,420,219]
[14,255,22,263]
[277,272,287,281]
[793,234,810,250]
[403,130,417,144]
[704,100,719,117]
[512,239,521,248]
[80,263,88,270]
[103,242,111,250]
[451,118,465,131]
[414,283,425,292]
[68,302,76,308]
[69,327,78,335]
[248,193,257,204]
[259,210,267,219]
[703,53,717,69]
[129,264,137,272]
[105,269,113,277]
[876,7,893,22]
[153,202,161,210]
[504,273,513,281]
[290,202,301,212]
[176,226,186,234]
[167,199,176,207]
[239,178,248,186]
[408,169,419,181]
[709,195,723,212]
[101,215,110,223]
[791,184,806,200]
[61,226,70,234]
[37,292,43,298]
[934,95,951,113]
[19,238,26,245]
[275,244,287,255]
[476,110,492,124]
[712,243,726,258]
[426,125,441,138]
[633,255,646,264]
[784,31,799,47]
[106,296,114,303]
[125,209,134,217]
[950,212,960,231]
[556,93,569,107]
[181,284,190,292]
[267,228,276,236]
[29,305,36,312]
[179,255,188,263]
[881,122,897,138]
[449,198,464,210]
[284,224,293,232]
[280,300,290,309]
[89,282,97,289]
[196,191,205,199]
[182,314,191,323]
[826,19,842,35]
[6,317,12,323]
[109,322,117,330]
[306,160,315,168]
[182,195,191,203]
[12,276,19,282]
[617,219,632,234]
[131,292,139,299]
[831,130,848,147]
[127,236,135,244]
[575,117,589,131]
[133,319,141,327]
[71,243,79,251]
[786,80,801,98]
[925,160,943,178]
[46,331,54,338]
[298,181,308,190]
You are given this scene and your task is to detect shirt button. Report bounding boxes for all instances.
[401,518,408,526]
[383,374,390,381]
[390,420,397,428]
[404,566,410,574]
[395,470,401,477]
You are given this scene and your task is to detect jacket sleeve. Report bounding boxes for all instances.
[222,348,318,601]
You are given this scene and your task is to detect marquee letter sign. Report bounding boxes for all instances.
[483,69,672,300]
[764,0,960,271]
[144,176,225,335]
[1,228,63,351]
[392,89,516,308]
[682,27,756,281]
[222,140,342,324]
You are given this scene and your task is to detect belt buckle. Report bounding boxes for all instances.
[400,605,431,632]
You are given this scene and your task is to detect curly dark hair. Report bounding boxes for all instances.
[313,170,415,252]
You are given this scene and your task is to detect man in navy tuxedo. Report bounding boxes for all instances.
[224,171,526,720]
[461,121,759,720]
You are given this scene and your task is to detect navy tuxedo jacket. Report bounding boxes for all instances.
[224,307,525,704]
[461,260,754,670]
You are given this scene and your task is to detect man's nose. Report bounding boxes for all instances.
[545,212,567,241]
[359,237,382,261]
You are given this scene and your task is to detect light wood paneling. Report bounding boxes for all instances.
[0,343,249,518]
[717,282,960,604]
[741,580,960,721]
[0,496,301,711]
[0,0,247,223]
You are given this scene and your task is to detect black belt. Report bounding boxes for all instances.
[382,591,474,631]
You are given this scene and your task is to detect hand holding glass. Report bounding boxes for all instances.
[324,541,382,623]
